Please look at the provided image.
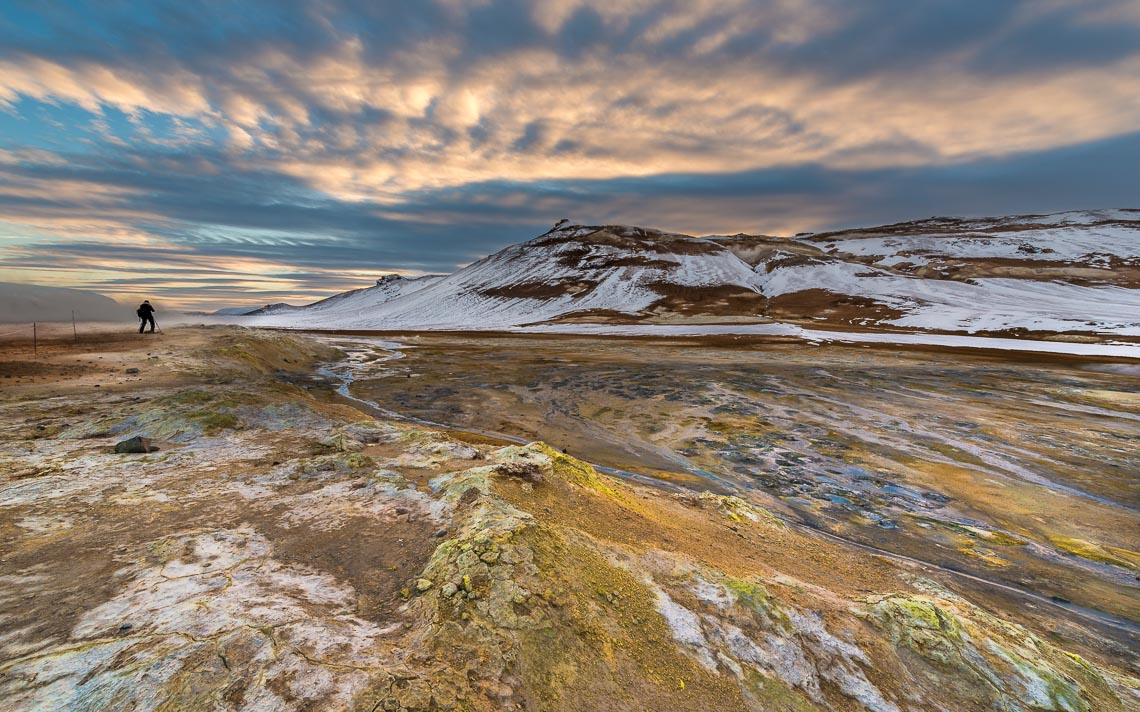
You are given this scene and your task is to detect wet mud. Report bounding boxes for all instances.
[341,334,1140,629]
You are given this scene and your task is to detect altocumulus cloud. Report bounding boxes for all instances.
[0,0,1138,308]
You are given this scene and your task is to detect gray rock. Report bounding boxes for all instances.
[114,436,153,454]
[124,368,140,375]
[494,461,543,482]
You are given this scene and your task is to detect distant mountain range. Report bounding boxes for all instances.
[0,282,125,323]
[240,210,1140,337]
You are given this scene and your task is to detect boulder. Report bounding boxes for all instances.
[114,436,154,454]
[493,460,544,483]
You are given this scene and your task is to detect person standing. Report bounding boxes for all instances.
[137,300,156,334]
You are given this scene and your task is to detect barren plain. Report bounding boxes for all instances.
[0,326,1137,711]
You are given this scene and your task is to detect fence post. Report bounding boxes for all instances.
[72,310,78,342]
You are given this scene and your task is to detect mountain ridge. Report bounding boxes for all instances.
[241,210,1140,337]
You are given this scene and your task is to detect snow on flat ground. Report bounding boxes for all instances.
[513,323,1140,359]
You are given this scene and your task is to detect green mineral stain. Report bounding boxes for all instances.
[1049,536,1139,572]
[532,442,621,498]
[155,389,213,406]
[724,576,791,633]
[186,410,240,435]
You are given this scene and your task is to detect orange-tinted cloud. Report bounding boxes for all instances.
[0,1,1138,308]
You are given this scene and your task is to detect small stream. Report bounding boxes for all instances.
[306,334,1140,642]
[314,336,688,492]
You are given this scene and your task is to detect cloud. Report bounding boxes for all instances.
[3,1,1138,191]
[0,1,1137,307]
[3,127,1136,309]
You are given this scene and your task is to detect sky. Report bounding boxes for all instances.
[1,1,1139,310]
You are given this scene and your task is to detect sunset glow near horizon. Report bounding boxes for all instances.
[1,1,1139,310]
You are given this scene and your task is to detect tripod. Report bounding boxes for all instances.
[139,315,163,335]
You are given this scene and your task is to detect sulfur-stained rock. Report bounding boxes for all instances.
[390,678,433,711]
[293,451,376,479]
[494,460,543,482]
[321,432,365,452]
[862,583,1122,712]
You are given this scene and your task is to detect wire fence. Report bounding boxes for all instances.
[0,313,145,356]
[3,308,170,334]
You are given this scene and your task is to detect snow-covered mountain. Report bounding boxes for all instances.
[760,209,1140,333]
[242,210,1140,336]
[804,209,1140,274]
[245,274,445,319]
[246,225,771,330]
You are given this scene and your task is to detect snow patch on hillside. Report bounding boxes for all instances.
[245,275,444,319]
[247,225,765,330]
[822,225,1139,265]
[812,210,1140,265]
[757,262,1140,334]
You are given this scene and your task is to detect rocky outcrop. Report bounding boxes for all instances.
[862,578,1140,711]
